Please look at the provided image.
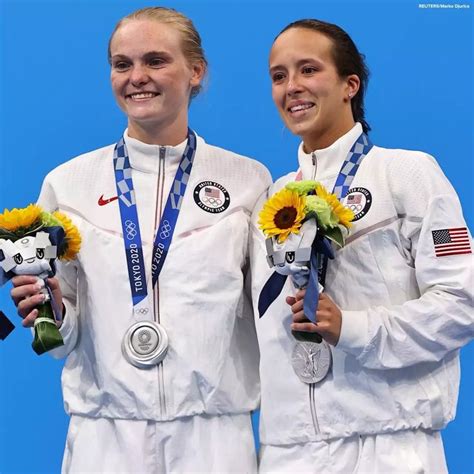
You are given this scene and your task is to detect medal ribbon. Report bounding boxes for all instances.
[114,129,197,316]
[258,132,373,318]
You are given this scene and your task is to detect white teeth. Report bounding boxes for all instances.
[289,103,314,113]
[130,92,157,99]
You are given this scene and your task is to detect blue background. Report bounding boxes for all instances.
[0,0,472,472]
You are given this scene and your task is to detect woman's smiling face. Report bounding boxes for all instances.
[269,28,357,151]
[110,19,203,143]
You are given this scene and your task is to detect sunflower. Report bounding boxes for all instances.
[315,183,354,229]
[258,188,306,243]
[0,204,42,233]
[52,211,82,260]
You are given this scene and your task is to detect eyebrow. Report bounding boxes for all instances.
[269,57,325,73]
[111,51,170,61]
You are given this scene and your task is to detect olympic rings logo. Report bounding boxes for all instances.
[159,220,172,239]
[349,204,363,213]
[134,308,149,315]
[202,196,222,207]
[125,220,137,240]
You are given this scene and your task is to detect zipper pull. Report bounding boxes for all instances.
[159,146,166,161]
[311,152,317,180]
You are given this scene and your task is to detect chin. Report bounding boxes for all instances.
[286,123,311,139]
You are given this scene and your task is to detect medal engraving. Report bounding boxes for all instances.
[122,321,169,369]
[131,327,159,355]
[291,340,332,384]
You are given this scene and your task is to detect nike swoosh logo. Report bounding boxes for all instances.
[98,194,119,206]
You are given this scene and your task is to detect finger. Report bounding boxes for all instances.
[11,275,39,287]
[22,309,39,328]
[315,307,331,320]
[292,310,310,323]
[295,289,306,301]
[291,299,304,314]
[291,322,320,333]
[286,296,296,306]
[11,283,42,305]
[46,277,60,291]
[17,294,45,319]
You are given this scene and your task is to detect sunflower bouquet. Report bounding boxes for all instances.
[0,204,81,354]
[259,180,354,248]
[257,181,354,330]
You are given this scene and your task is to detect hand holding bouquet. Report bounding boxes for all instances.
[257,181,354,339]
[0,204,81,354]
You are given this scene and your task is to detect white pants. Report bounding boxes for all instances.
[259,429,448,474]
[62,413,257,473]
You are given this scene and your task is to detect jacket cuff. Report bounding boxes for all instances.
[337,310,370,357]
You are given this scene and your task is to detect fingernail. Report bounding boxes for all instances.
[35,279,45,290]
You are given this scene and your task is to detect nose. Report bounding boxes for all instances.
[286,73,303,96]
[129,64,150,87]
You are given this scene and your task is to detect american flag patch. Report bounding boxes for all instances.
[205,187,220,198]
[347,194,362,204]
[432,227,472,257]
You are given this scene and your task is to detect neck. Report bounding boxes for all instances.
[127,120,188,146]
[303,118,356,153]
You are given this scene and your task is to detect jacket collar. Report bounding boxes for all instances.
[297,123,363,184]
[123,129,188,174]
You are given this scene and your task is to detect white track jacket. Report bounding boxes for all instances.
[38,131,271,421]
[250,123,473,445]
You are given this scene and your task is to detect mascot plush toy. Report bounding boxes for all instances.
[0,204,81,354]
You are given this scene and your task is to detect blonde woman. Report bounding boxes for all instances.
[11,7,270,473]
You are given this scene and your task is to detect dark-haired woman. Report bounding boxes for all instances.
[250,19,472,472]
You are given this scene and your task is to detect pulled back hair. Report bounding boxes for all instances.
[277,19,370,133]
[108,6,208,100]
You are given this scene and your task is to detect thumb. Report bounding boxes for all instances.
[286,296,296,305]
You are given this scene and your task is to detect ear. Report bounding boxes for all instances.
[345,74,360,100]
[189,60,206,88]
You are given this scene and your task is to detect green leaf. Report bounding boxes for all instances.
[324,226,345,248]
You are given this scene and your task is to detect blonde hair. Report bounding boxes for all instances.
[108,7,208,99]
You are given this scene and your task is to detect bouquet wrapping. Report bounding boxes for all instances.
[0,204,81,354]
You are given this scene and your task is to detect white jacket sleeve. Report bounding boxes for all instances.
[338,153,474,369]
[37,175,79,358]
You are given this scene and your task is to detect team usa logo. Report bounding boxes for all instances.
[193,181,230,214]
[345,187,372,221]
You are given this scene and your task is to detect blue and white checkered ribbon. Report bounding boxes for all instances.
[333,132,372,200]
[114,129,197,316]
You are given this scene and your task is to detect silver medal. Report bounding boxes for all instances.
[291,340,332,384]
[122,321,169,369]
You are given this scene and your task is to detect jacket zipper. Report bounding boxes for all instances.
[309,152,321,435]
[154,146,167,417]
[311,152,317,180]
[309,383,321,435]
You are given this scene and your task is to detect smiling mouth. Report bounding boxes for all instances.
[126,92,160,100]
[25,257,35,263]
[287,103,315,114]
